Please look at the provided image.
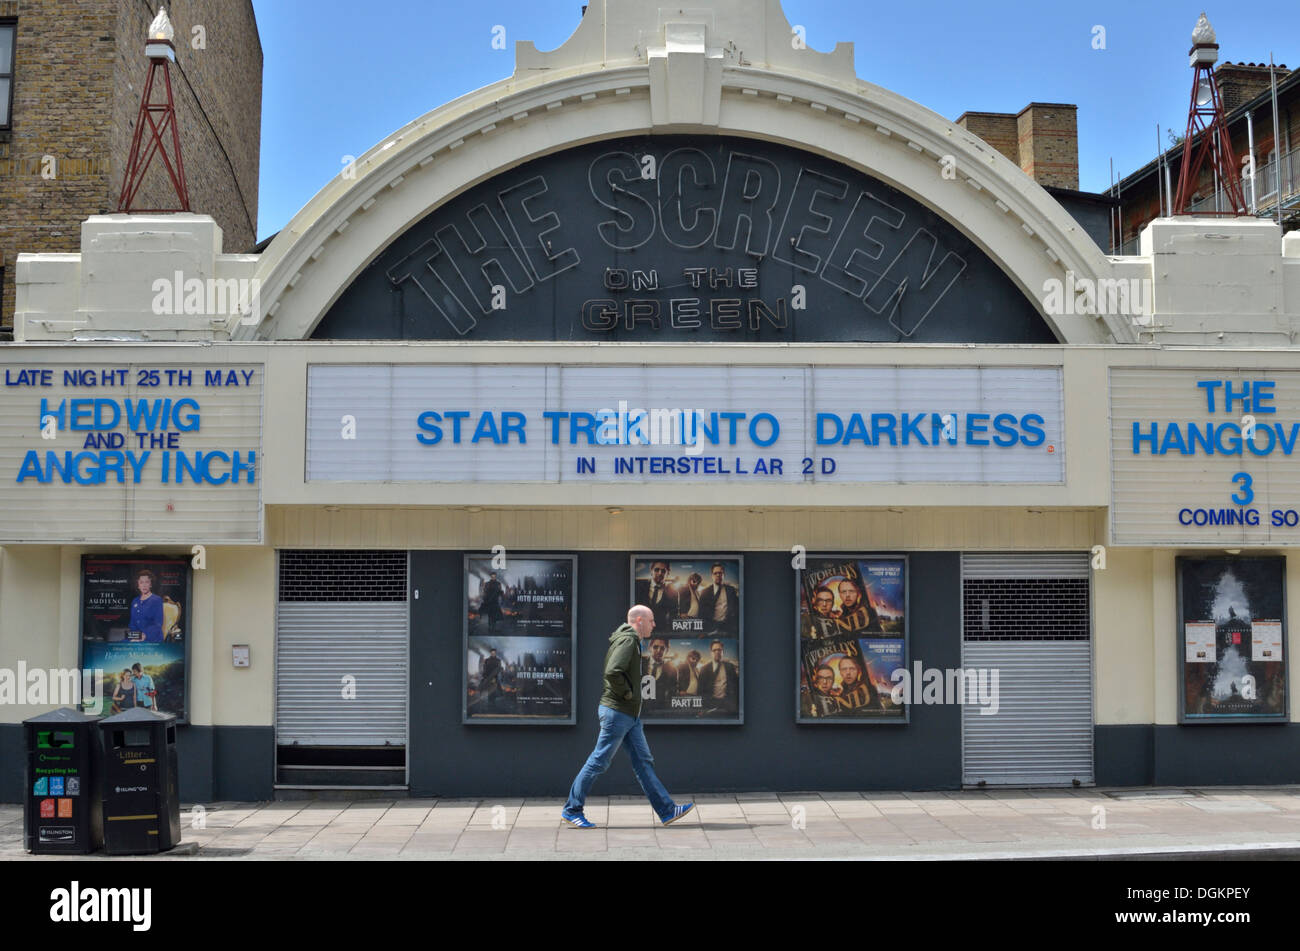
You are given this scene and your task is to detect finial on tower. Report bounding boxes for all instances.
[146,6,177,61]
[1191,12,1216,46]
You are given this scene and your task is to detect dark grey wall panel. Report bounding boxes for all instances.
[1095,724,1300,787]
[1051,191,1114,253]
[214,727,275,801]
[1094,724,1153,786]
[1152,725,1300,786]
[176,726,214,803]
[315,136,1056,344]
[0,724,21,803]
[409,550,963,798]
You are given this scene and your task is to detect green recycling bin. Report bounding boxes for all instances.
[24,707,104,854]
[98,707,182,854]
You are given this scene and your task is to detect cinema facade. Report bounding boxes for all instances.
[4,0,1300,803]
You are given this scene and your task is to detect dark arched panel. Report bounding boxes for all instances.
[315,136,1056,343]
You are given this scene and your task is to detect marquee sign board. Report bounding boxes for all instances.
[316,136,1055,344]
[306,364,1064,485]
[0,363,264,543]
[1111,367,1300,546]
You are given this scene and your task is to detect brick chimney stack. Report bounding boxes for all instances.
[1215,61,1290,112]
[956,102,1079,190]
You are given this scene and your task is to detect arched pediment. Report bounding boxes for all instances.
[314,135,1057,343]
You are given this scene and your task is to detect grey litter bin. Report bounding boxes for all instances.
[97,707,182,854]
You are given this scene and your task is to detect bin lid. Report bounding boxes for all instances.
[23,706,101,726]
[99,707,177,726]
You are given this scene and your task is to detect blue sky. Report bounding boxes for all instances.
[250,0,1297,241]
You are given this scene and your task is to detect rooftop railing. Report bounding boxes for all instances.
[1114,146,1298,253]
[1182,146,1299,217]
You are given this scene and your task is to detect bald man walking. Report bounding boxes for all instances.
[561,605,695,828]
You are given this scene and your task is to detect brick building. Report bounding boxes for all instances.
[1112,61,1299,254]
[0,0,261,339]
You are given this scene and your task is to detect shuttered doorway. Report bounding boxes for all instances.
[961,553,1093,787]
[275,551,409,788]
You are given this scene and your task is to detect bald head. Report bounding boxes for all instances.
[628,604,655,637]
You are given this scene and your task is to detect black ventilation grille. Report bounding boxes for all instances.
[278,550,408,602]
[963,578,1089,641]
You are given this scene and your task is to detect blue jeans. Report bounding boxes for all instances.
[564,705,676,820]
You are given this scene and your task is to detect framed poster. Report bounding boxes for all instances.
[79,556,192,723]
[1178,555,1288,723]
[463,554,577,724]
[797,556,908,723]
[630,555,743,724]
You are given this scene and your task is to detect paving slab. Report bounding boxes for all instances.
[8,787,1300,860]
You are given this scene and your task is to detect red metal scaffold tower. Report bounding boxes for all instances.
[117,7,190,213]
[1173,12,1248,216]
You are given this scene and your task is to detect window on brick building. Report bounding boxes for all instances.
[0,20,15,129]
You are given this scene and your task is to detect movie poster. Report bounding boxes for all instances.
[631,556,743,722]
[1179,556,1287,721]
[464,555,576,723]
[798,557,907,722]
[80,556,191,723]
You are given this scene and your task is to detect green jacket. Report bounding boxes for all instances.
[600,623,643,718]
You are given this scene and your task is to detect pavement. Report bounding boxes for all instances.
[6,787,1300,860]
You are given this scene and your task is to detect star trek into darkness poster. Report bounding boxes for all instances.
[464,555,576,723]
[1179,556,1287,722]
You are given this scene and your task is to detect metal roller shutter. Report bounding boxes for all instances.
[275,552,409,747]
[961,553,1093,787]
[960,552,1091,579]
[275,603,408,746]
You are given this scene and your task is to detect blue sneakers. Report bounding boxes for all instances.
[564,805,692,827]
[661,803,695,826]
